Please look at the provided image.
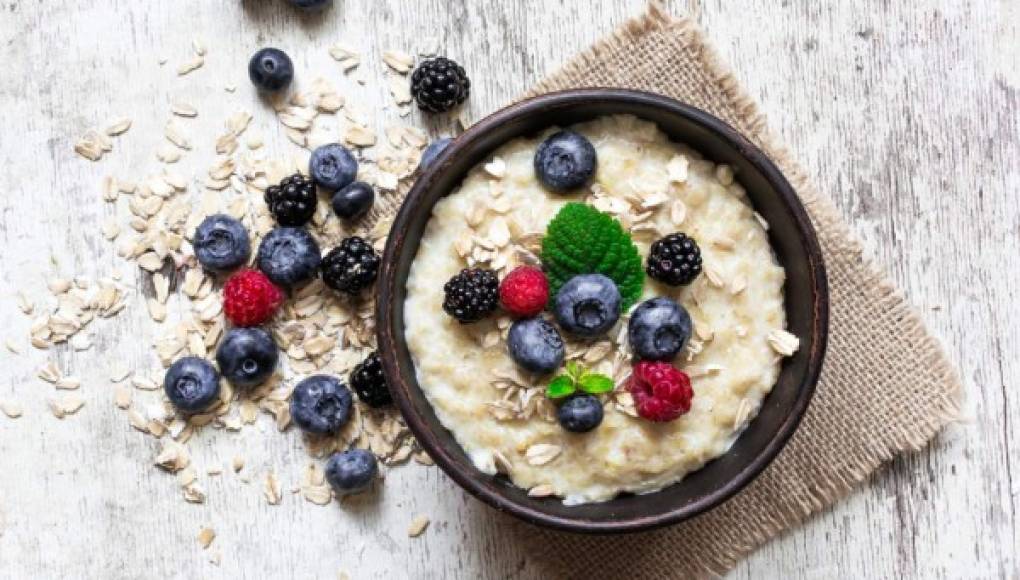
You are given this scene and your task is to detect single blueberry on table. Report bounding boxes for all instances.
[628,297,693,361]
[309,143,358,191]
[507,318,565,375]
[418,137,452,171]
[215,328,279,388]
[557,394,604,433]
[193,214,250,273]
[256,227,322,289]
[325,448,378,495]
[164,357,221,413]
[290,375,352,435]
[553,273,621,337]
[248,48,294,93]
[331,181,375,221]
[534,130,597,192]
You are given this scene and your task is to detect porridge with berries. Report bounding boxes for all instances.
[404,115,799,504]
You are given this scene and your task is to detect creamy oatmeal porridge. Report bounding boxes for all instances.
[404,115,798,504]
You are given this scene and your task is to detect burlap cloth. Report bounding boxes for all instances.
[382,2,962,577]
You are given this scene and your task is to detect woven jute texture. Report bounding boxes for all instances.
[487,3,961,578]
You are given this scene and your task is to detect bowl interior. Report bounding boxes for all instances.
[378,89,827,533]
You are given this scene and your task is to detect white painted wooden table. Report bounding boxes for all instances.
[0,1,1016,578]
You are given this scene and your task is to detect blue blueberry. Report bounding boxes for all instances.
[507,318,564,374]
[164,357,221,413]
[553,274,621,337]
[325,449,378,495]
[256,227,321,289]
[627,297,692,361]
[215,328,278,388]
[418,137,452,171]
[193,214,250,273]
[309,143,358,191]
[557,394,603,433]
[288,0,331,9]
[331,181,375,221]
[248,48,294,93]
[534,130,597,192]
[290,375,352,435]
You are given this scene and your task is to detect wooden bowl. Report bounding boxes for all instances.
[377,89,828,533]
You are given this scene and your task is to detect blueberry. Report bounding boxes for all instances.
[164,357,220,413]
[331,181,375,221]
[309,143,358,191]
[418,137,452,171]
[248,48,294,93]
[628,297,693,361]
[290,375,353,435]
[287,0,331,9]
[193,214,250,273]
[256,227,321,289]
[507,318,564,374]
[215,328,278,388]
[325,449,378,495]
[557,394,603,433]
[534,130,597,192]
[553,274,621,337]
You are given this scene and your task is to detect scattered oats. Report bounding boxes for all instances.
[387,75,412,106]
[302,485,333,506]
[278,111,312,131]
[48,278,72,294]
[153,273,170,304]
[382,50,414,73]
[703,265,725,288]
[183,484,206,504]
[55,377,81,390]
[197,527,215,549]
[37,362,61,383]
[104,118,132,136]
[1,401,23,419]
[767,329,800,356]
[232,456,245,473]
[329,44,359,62]
[345,125,376,147]
[528,484,555,498]
[164,120,192,150]
[101,218,121,240]
[375,171,398,191]
[127,408,149,432]
[641,192,669,209]
[715,164,735,186]
[114,385,132,409]
[264,471,282,505]
[407,515,430,538]
[226,111,253,136]
[483,157,507,179]
[413,451,434,466]
[303,335,336,357]
[55,393,85,416]
[176,55,205,76]
[457,110,471,131]
[224,84,236,93]
[172,102,198,117]
[138,252,164,272]
[4,339,21,354]
[191,38,206,57]
[132,376,160,391]
[74,132,104,161]
[525,443,561,466]
[147,299,167,323]
[667,155,690,183]
[17,292,33,315]
[246,132,264,150]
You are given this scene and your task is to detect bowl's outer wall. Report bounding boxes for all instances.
[378,90,829,533]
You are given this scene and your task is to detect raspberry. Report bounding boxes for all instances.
[499,266,549,318]
[223,269,285,327]
[626,361,693,422]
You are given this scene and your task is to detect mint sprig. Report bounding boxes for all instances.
[545,361,615,399]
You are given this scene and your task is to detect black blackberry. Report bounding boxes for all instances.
[410,57,470,114]
[350,351,391,408]
[321,237,380,294]
[265,173,317,226]
[646,233,703,286]
[442,268,498,323]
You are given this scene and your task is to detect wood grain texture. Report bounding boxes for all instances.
[0,1,1015,578]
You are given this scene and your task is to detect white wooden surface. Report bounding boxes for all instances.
[0,1,1016,578]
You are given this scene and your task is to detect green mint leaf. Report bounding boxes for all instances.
[565,361,581,381]
[546,375,577,399]
[578,373,614,395]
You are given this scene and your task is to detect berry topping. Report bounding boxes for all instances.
[248,48,294,93]
[321,236,380,294]
[290,375,353,435]
[418,137,452,171]
[215,328,279,388]
[499,266,549,318]
[410,57,470,113]
[193,214,251,273]
[309,143,358,191]
[164,357,221,413]
[256,227,322,289]
[557,394,604,433]
[222,269,285,327]
[553,273,621,337]
[265,173,317,227]
[627,361,693,422]
[442,268,499,323]
[534,130,597,192]
[331,181,375,221]
[325,449,378,495]
[628,297,693,361]
[350,351,391,408]
[507,318,565,375]
[647,232,702,286]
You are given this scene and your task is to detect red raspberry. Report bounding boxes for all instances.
[223,269,285,327]
[499,266,549,318]
[627,361,693,422]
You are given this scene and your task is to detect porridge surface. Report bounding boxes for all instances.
[404,115,788,504]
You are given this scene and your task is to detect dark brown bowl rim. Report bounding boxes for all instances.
[377,88,829,534]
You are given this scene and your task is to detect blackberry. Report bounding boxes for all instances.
[321,237,380,294]
[410,57,470,114]
[350,351,391,408]
[265,173,317,226]
[646,233,703,286]
[443,268,498,323]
